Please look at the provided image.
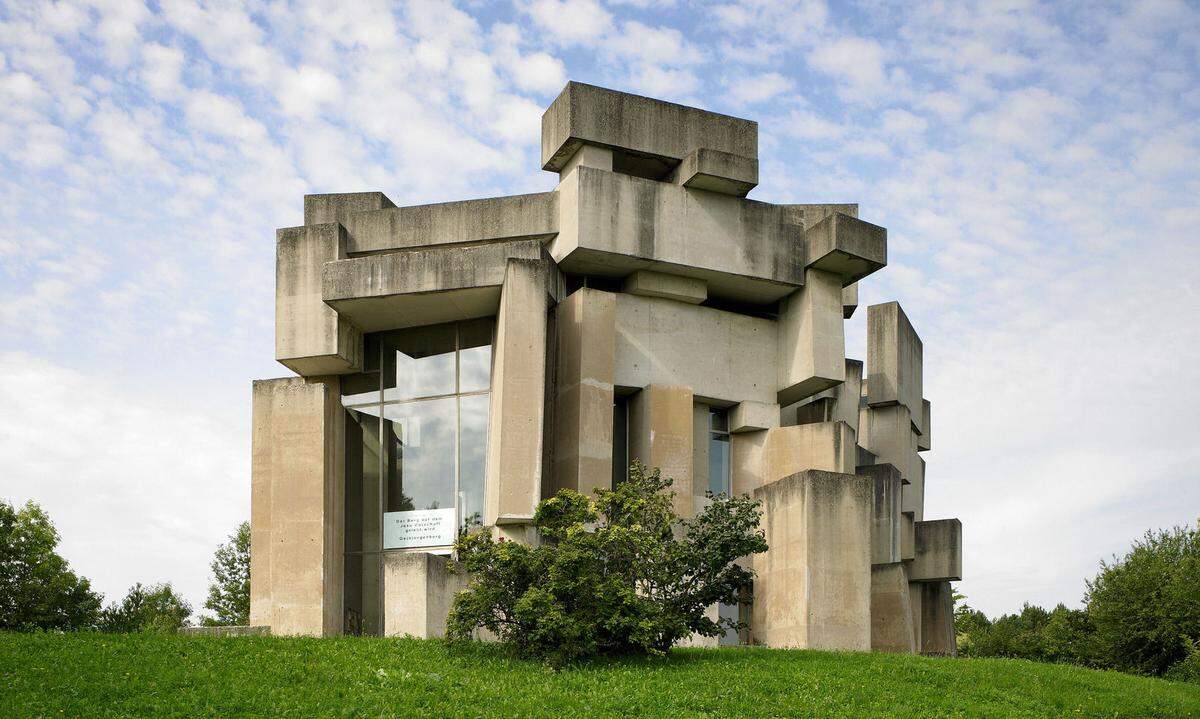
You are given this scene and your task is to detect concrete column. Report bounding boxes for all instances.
[909,580,924,653]
[559,143,613,180]
[249,376,344,637]
[750,469,873,650]
[552,288,615,497]
[867,301,924,434]
[629,384,695,517]
[777,268,845,406]
[920,581,958,656]
[485,260,551,537]
[859,463,903,565]
[382,552,468,639]
[761,421,857,485]
[870,563,916,653]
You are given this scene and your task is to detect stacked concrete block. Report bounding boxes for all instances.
[247,80,967,650]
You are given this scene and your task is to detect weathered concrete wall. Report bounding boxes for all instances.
[911,518,963,582]
[304,192,395,226]
[553,288,616,497]
[382,552,469,638]
[751,470,873,650]
[485,260,552,535]
[859,463,903,565]
[918,399,932,452]
[920,581,957,656]
[613,293,776,405]
[541,81,757,172]
[862,403,920,487]
[804,213,887,286]
[867,301,924,435]
[275,224,362,376]
[249,376,344,637]
[760,421,857,486]
[870,563,916,654]
[622,270,707,304]
[629,385,695,517]
[343,192,558,254]
[675,147,759,197]
[777,268,845,405]
[553,166,803,303]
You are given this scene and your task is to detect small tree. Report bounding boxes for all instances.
[201,521,250,626]
[0,499,101,631]
[99,583,192,633]
[447,461,767,664]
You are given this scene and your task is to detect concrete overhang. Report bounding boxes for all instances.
[676,148,759,197]
[804,212,887,286]
[541,82,757,173]
[910,518,963,582]
[321,240,548,332]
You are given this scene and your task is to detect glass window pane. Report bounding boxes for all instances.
[709,432,731,495]
[383,397,456,513]
[341,372,381,409]
[612,395,629,488]
[458,394,489,530]
[382,324,456,401]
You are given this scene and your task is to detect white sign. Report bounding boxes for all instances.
[383,508,456,549]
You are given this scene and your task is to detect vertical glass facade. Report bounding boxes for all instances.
[341,318,493,635]
[708,408,731,496]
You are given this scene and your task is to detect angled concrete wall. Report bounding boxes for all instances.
[553,288,616,497]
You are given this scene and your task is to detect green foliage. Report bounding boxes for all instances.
[958,603,1100,667]
[0,499,101,631]
[99,583,192,633]
[1165,637,1200,684]
[1086,523,1200,676]
[3,633,1200,718]
[447,461,767,664]
[201,521,250,626]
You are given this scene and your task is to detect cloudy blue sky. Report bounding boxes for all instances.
[1,0,1198,619]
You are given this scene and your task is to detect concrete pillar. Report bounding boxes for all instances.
[275,224,362,376]
[867,301,923,434]
[909,580,924,653]
[629,384,695,517]
[750,469,873,650]
[777,268,845,406]
[859,463,902,565]
[761,421,857,486]
[870,563,916,653]
[559,144,613,180]
[249,376,344,637]
[485,259,551,537]
[552,288,615,497]
[920,581,957,656]
[382,552,468,639]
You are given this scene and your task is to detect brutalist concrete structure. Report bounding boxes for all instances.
[249,82,963,653]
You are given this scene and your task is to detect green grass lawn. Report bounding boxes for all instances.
[2,632,1198,718]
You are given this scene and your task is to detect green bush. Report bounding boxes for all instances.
[1086,523,1200,676]
[99,583,192,633]
[0,499,101,631]
[447,461,767,664]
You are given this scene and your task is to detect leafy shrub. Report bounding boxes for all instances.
[1086,523,1200,676]
[99,583,192,633]
[447,461,767,664]
[0,499,101,631]
[1165,637,1200,684]
[201,521,250,626]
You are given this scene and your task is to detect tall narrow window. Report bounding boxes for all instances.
[612,394,629,488]
[708,408,731,496]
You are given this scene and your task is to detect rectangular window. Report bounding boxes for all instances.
[612,394,629,488]
[708,408,731,496]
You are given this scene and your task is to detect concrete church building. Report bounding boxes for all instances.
[249,82,963,654]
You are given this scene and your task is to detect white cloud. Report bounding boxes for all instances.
[518,0,612,46]
[808,36,888,103]
[727,71,793,105]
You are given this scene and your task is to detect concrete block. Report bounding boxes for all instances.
[842,282,859,319]
[911,518,963,582]
[918,399,931,451]
[559,144,613,179]
[751,470,873,650]
[903,455,925,522]
[761,421,857,486]
[542,81,757,173]
[485,260,552,529]
[382,552,469,638]
[804,213,887,286]
[777,269,845,405]
[909,579,924,654]
[920,581,957,656]
[793,397,837,425]
[552,166,804,305]
[304,191,394,226]
[322,240,547,332]
[614,293,776,406]
[629,385,695,517]
[342,192,558,254]
[901,512,916,561]
[867,301,924,434]
[859,463,903,565]
[622,270,707,304]
[676,147,758,197]
[793,358,862,434]
[862,403,919,485]
[553,288,616,497]
[275,224,362,376]
[870,563,916,653]
[249,376,344,637]
[730,400,778,433]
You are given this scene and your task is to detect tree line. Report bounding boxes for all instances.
[0,499,248,633]
[955,522,1200,683]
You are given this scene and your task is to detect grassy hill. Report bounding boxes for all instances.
[2,632,1198,718]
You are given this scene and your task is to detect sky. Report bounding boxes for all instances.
[0,0,1198,621]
